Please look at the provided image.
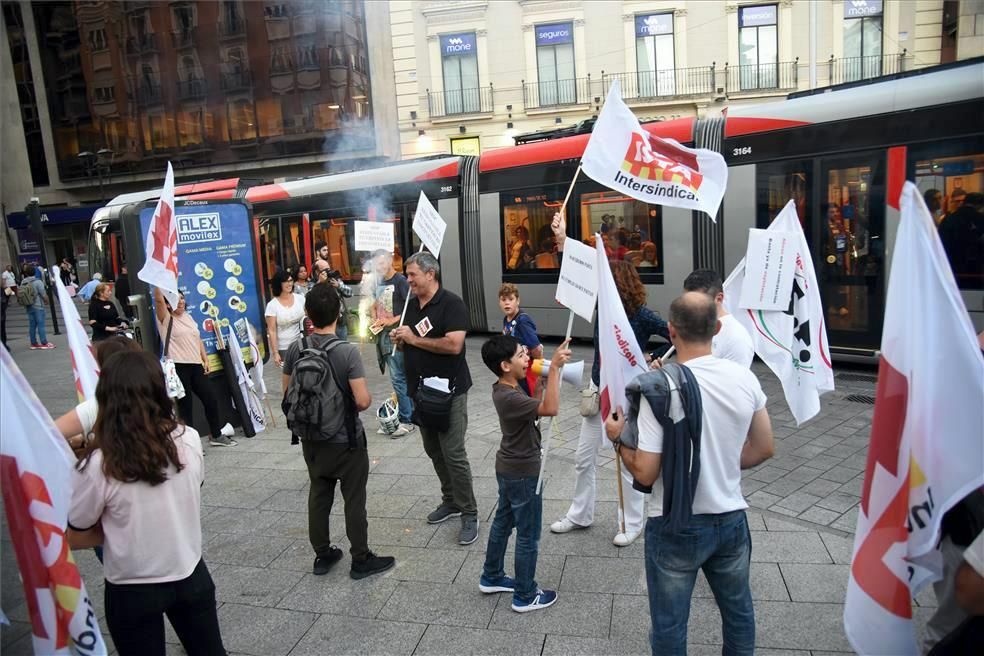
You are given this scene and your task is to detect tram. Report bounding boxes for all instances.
[90,58,984,363]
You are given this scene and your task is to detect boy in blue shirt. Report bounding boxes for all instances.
[479,334,571,612]
[499,283,542,395]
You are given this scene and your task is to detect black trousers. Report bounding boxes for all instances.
[175,363,223,437]
[301,441,370,560]
[0,297,7,347]
[104,559,225,656]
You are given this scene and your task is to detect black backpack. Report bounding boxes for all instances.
[282,336,358,448]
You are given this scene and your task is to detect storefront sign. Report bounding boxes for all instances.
[16,228,40,254]
[844,0,883,18]
[535,22,573,46]
[635,13,673,37]
[450,136,480,156]
[440,32,476,56]
[739,5,777,27]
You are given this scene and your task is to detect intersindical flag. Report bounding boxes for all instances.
[581,79,728,220]
[137,162,179,309]
[723,200,834,425]
[0,347,108,655]
[50,266,99,401]
[843,182,984,655]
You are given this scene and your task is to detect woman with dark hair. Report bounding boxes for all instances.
[293,263,311,296]
[548,216,670,547]
[264,269,305,366]
[154,287,236,447]
[88,283,126,341]
[67,350,226,656]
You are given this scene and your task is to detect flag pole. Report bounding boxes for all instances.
[391,243,426,356]
[614,450,627,535]
[535,311,576,495]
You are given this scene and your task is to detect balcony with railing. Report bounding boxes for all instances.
[603,66,715,102]
[220,69,252,92]
[427,85,494,118]
[523,76,591,111]
[126,32,158,55]
[830,52,907,85]
[177,78,207,101]
[171,28,196,49]
[725,59,799,94]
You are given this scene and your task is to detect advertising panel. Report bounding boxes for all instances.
[844,0,883,18]
[535,22,573,46]
[140,201,265,371]
[439,32,476,56]
[635,13,673,37]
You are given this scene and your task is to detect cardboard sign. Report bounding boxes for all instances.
[412,191,447,257]
[738,228,798,311]
[555,238,599,321]
[354,221,395,253]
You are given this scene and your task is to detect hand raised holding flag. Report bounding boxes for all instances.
[138,162,179,309]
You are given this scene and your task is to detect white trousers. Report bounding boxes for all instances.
[564,411,647,534]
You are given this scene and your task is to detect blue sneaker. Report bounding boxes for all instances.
[511,589,558,613]
[479,574,515,594]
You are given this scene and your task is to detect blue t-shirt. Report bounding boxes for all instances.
[502,311,541,350]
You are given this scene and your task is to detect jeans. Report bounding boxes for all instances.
[645,510,754,656]
[482,474,543,602]
[419,393,477,515]
[301,440,370,560]
[26,306,47,345]
[382,335,413,423]
[104,559,225,656]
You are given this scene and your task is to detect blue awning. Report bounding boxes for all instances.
[5,205,102,229]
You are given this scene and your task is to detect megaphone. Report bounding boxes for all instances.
[530,359,584,386]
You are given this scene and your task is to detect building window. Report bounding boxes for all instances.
[535,22,576,106]
[843,0,883,81]
[634,13,675,97]
[93,85,115,103]
[88,28,107,51]
[171,4,195,33]
[738,4,778,90]
[439,32,479,115]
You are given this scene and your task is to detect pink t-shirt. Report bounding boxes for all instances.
[69,426,205,584]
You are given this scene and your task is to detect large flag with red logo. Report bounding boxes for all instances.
[137,162,179,309]
[50,266,99,401]
[844,181,984,655]
[595,233,648,444]
[581,79,728,220]
[722,200,834,425]
[0,347,108,654]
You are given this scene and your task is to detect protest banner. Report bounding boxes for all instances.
[354,221,395,253]
[411,191,447,257]
[555,238,599,322]
[50,266,99,401]
[737,229,798,312]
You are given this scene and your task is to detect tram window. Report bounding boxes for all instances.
[579,191,663,273]
[915,152,984,290]
[756,165,811,230]
[501,192,563,271]
[311,208,401,282]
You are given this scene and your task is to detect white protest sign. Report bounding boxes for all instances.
[353,221,395,252]
[555,238,598,321]
[738,228,798,311]
[412,191,447,256]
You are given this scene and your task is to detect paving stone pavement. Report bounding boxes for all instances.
[0,323,939,655]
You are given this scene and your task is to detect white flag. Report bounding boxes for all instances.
[581,79,728,220]
[50,267,99,401]
[723,201,834,425]
[247,323,267,399]
[595,233,648,445]
[844,181,984,655]
[226,325,265,434]
[0,348,108,655]
[137,162,179,309]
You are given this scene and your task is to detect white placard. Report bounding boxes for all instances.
[555,238,599,321]
[412,191,447,257]
[353,221,395,252]
[738,228,798,311]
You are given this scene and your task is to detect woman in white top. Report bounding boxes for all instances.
[67,350,226,656]
[264,269,305,366]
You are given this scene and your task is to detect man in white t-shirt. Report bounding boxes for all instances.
[684,268,754,368]
[605,292,775,656]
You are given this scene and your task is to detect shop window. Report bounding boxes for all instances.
[227,99,255,141]
[634,13,675,97]
[177,109,204,147]
[579,191,663,273]
[535,22,576,105]
[738,4,778,90]
[843,0,883,81]
[501,190,565,272]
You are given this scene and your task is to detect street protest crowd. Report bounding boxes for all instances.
[1,83,982,656]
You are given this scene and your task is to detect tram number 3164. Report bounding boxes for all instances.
[732,146,752,157]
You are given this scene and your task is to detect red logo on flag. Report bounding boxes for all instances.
[622,133,704,191]
[150,202,178,276]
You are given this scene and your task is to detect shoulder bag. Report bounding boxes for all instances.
[161,316,187,399]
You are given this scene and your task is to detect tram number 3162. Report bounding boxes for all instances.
[732,146,753,157]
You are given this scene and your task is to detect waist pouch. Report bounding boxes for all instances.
[412,382,454,433]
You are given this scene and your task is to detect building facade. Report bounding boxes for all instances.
[392,0,984,158]
[0,0,398,278]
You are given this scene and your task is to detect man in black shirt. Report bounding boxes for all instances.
[391,251,479,545]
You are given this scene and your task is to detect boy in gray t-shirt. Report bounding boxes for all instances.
[479,334,570,613]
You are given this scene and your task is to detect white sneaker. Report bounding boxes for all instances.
[613,530,642,547]
[550,517,587,534]
[389,424,412,438]
[220,423,235,437]
[399,423,415,435]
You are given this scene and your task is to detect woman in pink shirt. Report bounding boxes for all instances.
[67,351,226,656]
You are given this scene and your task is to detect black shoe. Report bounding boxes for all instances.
[291,435,299,445]
[427,503,462,524]
[313,546,343,575]
[350,551,395,580]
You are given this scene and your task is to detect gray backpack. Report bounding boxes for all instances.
[282,337,357,447]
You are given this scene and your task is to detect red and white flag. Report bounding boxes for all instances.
[50,267,99,401]
[138,162,179,309]
[595,233,647,443]
[581,79,728,220]
[0,348,108,654]
[844,181,984,655]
